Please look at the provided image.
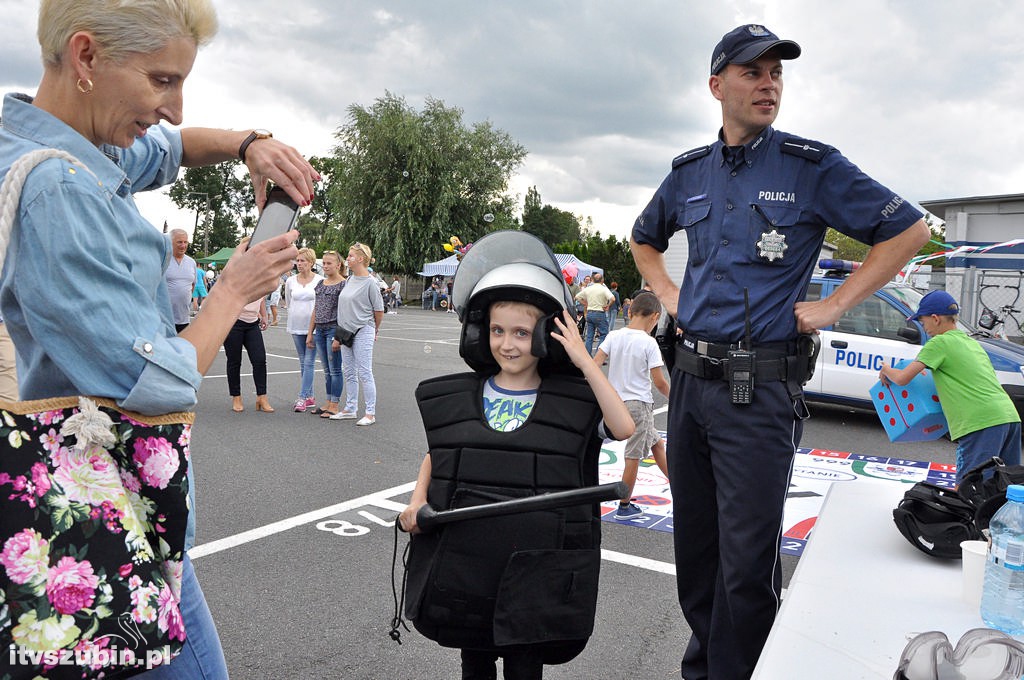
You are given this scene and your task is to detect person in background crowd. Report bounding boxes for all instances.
[165,228,196,332]
[191,263,207,316]
[622,297,633,325]
[307,249,345,417]
[391,275,402,309]
[0,0,320,676]
[629,23,930,679]
[224,297,273,413]
[575,272,614,356]
[607,280,622,331]
[267,277,281,325]
[330,242,384,425]
[284,247,322,412]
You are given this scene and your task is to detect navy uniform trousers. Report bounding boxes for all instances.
[668,371,802,680]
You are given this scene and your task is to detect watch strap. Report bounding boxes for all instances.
[238,130,272,162]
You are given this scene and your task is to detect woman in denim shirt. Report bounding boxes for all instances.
[0,0,319,677]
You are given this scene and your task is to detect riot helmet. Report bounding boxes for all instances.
[453,231,576,374]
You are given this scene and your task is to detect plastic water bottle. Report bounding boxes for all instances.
[980,484,1024,634]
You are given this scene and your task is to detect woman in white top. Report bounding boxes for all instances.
[330,242,384,425]
[284,247,322,411]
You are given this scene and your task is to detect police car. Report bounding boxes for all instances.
[804,262,1024,416]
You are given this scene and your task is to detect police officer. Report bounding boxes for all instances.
[630,24,930,680]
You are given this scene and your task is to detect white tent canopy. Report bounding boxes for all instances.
[417,254,460,277]
[419,253,602,282]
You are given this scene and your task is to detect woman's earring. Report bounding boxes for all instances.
[76,78,94,94]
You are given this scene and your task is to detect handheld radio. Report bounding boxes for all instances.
[728,288,755,404]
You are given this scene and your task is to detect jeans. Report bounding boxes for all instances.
[290,333,316,399]
[584,310,608,355]
[141,556,228,679]
[313,324,343,402]
[223,320,267,396]
[956,421,1022,484]
[339,323,376,415]
[607,308,618,332]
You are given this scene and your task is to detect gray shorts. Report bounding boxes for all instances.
[623,400,661,460]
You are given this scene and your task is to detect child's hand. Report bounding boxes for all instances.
[878,366,891,386]
[399,503,425,534]
[551,309,592,367]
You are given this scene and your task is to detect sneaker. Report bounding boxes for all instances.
[356,415,376,426]
[614,502,645,520]
[293,399,306,412]
[329,411,357,420]
[304,397,317,408]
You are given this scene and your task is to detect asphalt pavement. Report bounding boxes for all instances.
[185,305,955,679]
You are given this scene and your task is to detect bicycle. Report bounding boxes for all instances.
[977,271,1023,341]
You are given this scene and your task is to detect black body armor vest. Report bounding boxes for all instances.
[405,372,604,661]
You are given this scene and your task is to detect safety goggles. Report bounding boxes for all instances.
[894,628,1024,680]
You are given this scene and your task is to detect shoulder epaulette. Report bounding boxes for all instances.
[672,145,711,168]
[779,135,831,163]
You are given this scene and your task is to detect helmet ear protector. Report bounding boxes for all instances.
[458,267,573,374]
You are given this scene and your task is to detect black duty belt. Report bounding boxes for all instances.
[674,342,792,382]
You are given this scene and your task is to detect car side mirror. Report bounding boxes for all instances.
[898,324,921,344]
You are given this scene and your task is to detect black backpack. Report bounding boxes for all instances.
[893,457,1024,559]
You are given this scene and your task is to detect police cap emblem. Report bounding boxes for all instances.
[756,229,788,262]
[747,25,770,36]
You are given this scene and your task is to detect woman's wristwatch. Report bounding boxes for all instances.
[238,129,273,162]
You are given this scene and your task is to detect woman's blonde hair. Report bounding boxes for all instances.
[38,0,218,68]
[296,247,317,265]
[350,242,374,265]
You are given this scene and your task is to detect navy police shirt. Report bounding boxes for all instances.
[632,126,923,344]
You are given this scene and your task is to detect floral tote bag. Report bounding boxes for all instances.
[0,397,191,679]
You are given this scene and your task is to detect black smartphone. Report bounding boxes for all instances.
[249,186,299,247]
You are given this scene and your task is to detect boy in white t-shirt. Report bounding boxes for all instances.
[594,291,671,520]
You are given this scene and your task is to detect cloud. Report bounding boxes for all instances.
[6,1,1024,241]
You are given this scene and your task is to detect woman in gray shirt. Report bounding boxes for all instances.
[330,242,384,424]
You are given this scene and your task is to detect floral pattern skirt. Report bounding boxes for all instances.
[0,397,191,679]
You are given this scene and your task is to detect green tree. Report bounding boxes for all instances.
[554,233,640,297]
[826,217,945,268]
[522,186,582,248]
[167,162,254,256]
[327,92,527,272]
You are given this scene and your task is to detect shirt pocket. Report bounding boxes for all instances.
[749,203,802,265]
[679,201,712,265]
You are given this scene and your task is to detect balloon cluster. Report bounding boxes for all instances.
[561,262,578,285]
[443,236,474,261]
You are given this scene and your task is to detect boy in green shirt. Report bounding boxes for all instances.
[879,290,1020,484]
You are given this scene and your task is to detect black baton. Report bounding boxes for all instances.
[412,481,628,533]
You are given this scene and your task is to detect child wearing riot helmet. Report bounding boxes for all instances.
[879,290,1020,483]
[398,231,633,679]
[594,291,671,519]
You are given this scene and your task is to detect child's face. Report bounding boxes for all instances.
[489,304,542,381]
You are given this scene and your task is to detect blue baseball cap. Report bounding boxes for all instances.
[711,24,801,76]
[909,290,960,320]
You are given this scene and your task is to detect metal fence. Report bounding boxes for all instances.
[920,268,1024,344]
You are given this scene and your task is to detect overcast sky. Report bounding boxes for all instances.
[3,0,1024,242]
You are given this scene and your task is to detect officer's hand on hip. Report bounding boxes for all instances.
[793,297,842,335]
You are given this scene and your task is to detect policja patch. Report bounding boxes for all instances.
[756,229,788,262]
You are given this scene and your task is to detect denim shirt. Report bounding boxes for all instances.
[0,93,202,414]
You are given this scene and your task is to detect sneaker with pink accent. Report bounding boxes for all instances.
[293,399,307,412]
[304,397,317,408]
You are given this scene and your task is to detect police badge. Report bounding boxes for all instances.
[756,229,788,262]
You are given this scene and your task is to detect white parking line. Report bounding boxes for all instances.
[188,482,678,576]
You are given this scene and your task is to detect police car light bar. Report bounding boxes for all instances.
[818,258,861,272]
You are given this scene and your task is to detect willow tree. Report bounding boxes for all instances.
[328,92,526,273]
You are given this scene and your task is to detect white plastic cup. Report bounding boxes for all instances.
[961,539,988,606]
